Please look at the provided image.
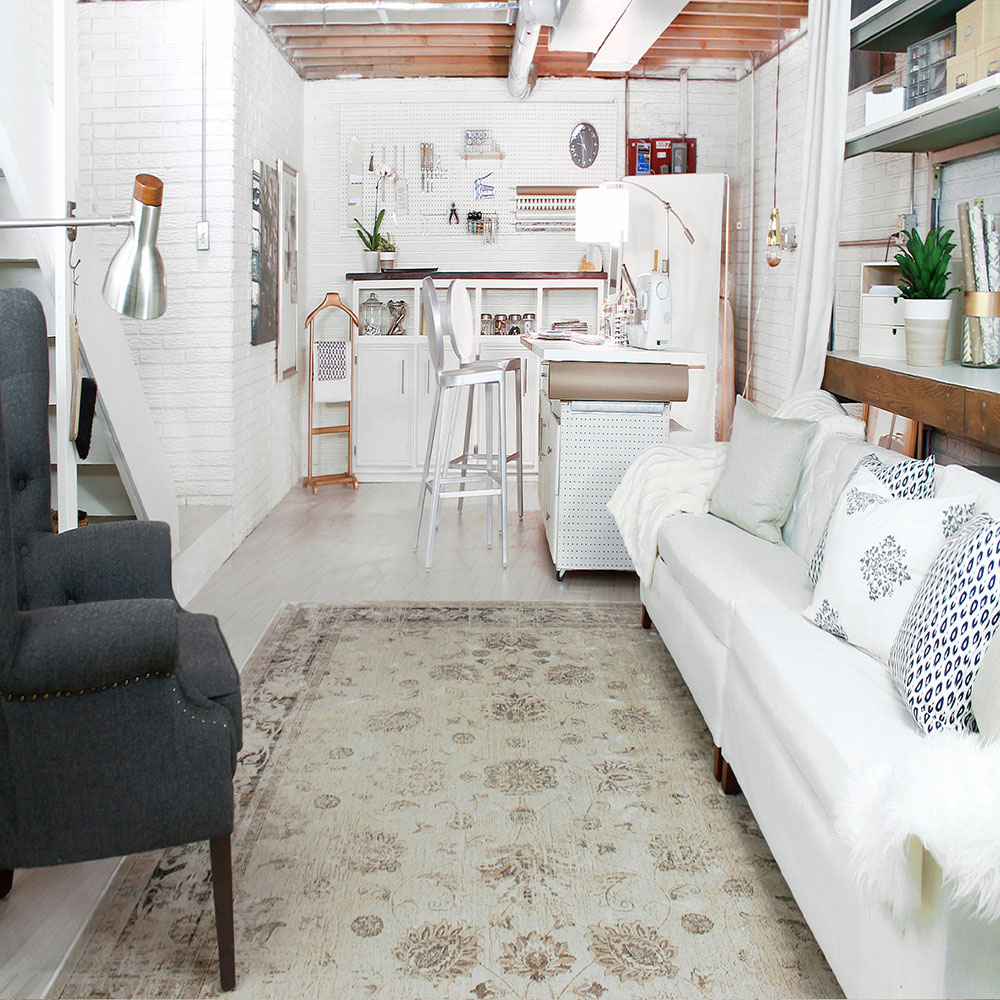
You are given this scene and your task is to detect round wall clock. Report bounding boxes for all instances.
[569,122,599,168]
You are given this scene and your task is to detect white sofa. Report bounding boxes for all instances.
[640,430,1000,999]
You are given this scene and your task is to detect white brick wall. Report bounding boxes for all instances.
[76,0,303,547]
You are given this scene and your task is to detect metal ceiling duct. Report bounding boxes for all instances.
[256,1,519,26]
[507,0,563,99]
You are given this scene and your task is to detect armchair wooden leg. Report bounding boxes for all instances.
[713,746,723,783]
[640,604,652,630]
[0,869,12,900]
[210,836,236,992]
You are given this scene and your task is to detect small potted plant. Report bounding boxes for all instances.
[354,209,385,272]
[895,227,959,366]
[378,233,397,271]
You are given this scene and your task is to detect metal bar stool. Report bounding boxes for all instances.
[413,278,510,570]
[447,280,524,520]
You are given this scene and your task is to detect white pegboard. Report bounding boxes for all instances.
[341,101,618,241]
[554,403,671,571]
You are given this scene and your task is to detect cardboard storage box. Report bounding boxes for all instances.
[948,49,978,89]
[956,0,1000,54]
[978,39,1000,76]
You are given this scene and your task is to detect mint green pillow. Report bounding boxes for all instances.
[709,396,816,543]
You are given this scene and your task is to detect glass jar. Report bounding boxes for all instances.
[493,314,508,336]
[480,313,493,338]
[360,292,389,336]
[522,313,536,337]
[508,313,522,337]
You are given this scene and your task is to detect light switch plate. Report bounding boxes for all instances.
[196,220,210,251]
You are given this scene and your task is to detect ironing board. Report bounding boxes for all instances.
[303,292,360,493]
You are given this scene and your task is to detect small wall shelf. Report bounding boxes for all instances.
[845,76,1000,157]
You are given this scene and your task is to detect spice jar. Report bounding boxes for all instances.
[522,313,536,336]
[493,314,508,336]
[508,314,522,337]
[480,313,493,338]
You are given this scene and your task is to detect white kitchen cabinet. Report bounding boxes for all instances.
[352,336,534,481]
[354,341,414,472]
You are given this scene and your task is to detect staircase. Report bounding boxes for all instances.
[0,5,231,603]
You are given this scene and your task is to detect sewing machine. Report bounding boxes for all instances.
[628,271,672,351]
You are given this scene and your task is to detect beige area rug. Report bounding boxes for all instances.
[53,603,841,1000]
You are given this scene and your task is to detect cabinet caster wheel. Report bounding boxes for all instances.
[556,570,566,582]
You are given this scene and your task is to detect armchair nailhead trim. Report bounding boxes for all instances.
[1,671,174,703]
[170,684,226,728]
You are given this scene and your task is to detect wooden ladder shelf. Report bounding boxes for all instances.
[303,292,359,493]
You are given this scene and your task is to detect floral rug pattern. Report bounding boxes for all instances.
[53,603,841,999]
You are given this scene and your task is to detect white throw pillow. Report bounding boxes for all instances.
[773,389,866,468]
[890,513,1000,734]
[804,464,976,663]
[808,452,936,585]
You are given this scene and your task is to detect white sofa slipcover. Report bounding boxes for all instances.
[640,432,1000,998]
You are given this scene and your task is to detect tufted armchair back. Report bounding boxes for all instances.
[0,290,56,611]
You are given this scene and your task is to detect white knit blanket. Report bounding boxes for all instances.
[607,443,728,586]
[837,730,1000,922]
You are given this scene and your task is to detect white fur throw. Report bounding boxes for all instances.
[607,443,727,586]
[837,730,1000,922]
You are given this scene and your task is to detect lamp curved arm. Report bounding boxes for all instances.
[607,178,696,245]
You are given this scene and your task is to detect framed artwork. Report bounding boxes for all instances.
[862,404,922,458]
[251,158,278,346]
[277,159,299,379]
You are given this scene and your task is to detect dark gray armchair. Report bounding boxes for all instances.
[0,288,242,991]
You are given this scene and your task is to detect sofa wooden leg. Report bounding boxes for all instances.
[640,604,652,630]
[713,746,723,783]
[720,761,741,796]
[0,870,12,900]
[210,836,236,992]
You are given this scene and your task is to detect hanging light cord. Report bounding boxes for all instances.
[773,0,781,211]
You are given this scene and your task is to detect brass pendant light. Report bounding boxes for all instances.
[766,0,784,268]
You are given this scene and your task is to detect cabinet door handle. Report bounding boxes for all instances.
[546,446,552,454]
[401,359,406,395]
[545,512,550,521]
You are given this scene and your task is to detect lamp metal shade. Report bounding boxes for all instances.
[575,186,629,243]
[102,174,167,319]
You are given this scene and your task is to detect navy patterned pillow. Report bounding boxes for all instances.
[888,513,1000,733]
[808,452,936,585]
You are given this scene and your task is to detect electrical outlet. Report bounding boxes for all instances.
[196,220,210,251]
[900,213,917,232]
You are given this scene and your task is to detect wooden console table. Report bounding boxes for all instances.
[822,350,1000,450]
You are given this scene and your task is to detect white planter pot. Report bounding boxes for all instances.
[903,298,952,366]
[379,251,397,271]
[362,250,380,273]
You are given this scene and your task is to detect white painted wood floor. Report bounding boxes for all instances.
[1,482,637,999]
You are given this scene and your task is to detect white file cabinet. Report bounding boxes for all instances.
[538,373,671,579]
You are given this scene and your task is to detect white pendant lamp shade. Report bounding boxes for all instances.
[575,186,629,243]
[102,174,167,320]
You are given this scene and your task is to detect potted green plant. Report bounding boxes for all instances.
[894,227,959,366]
[354,209,385,273]
[378,233,397,271]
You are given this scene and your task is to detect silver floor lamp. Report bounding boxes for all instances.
[0,173,167,320]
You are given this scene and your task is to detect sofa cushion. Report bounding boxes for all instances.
[804,463,976,663]
[889,513,1000,734]
[656,512,813,646]
[808,452,937,586]
[709,396,816,543]
[783,434,879,563]
[729,603,923,819]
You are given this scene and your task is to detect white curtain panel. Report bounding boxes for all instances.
[786,0,852,397]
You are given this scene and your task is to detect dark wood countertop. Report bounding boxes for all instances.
[345,270,607,281]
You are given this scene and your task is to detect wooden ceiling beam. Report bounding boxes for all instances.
[282,36,511,51]
[270,24,515,39]
[682,1,807,17]
[655,24,794,41]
